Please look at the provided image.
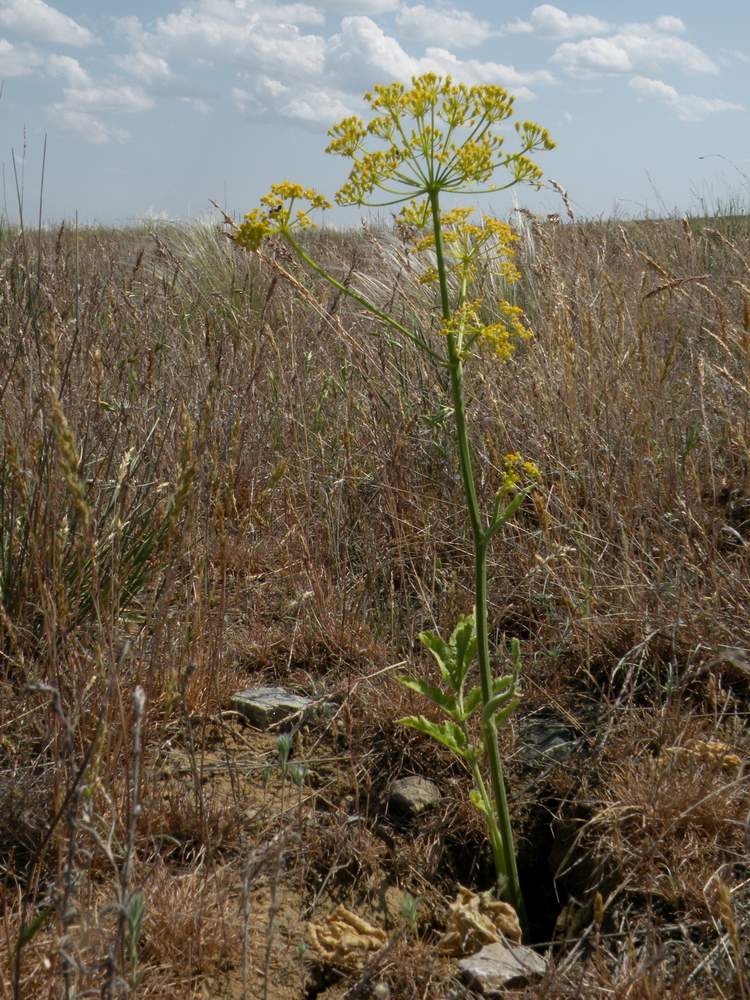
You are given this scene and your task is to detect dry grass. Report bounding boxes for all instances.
[0,210,748,998]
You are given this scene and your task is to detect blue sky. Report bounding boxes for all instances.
[1,0,748,225]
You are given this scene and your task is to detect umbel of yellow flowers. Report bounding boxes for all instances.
[233,73,554,367]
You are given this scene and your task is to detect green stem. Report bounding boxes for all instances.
[428,187,525,922]
[470,759,506,879]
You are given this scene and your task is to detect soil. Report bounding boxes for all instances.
[143,704,569,1000]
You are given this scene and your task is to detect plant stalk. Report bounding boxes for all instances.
[428,188,524,920]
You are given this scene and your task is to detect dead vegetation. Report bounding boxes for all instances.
[0,209,748,998]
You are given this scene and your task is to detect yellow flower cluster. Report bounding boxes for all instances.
[326,116,368,157]
[335,148,403,207]
[397,198,431,228]
[440,295,532,362]
[260,181,331,213]
[364,77,517,128]
[402,202,523,295]
[325,73,554,208]
[441,297,484,339]
[234,208,272,251]
[499,452,541,495]
[480,302,532,361]
[232,181,331,251]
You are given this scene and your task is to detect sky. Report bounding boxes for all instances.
[0,0,748,225]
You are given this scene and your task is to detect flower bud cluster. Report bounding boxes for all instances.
[233,182,331,251]
[499,452,541,496]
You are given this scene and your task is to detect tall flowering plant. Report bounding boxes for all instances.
[231,74,554,924]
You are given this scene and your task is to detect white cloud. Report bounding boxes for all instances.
[0,0,93,46]
[181,96,210,113]
[316,0,399,11]
[0,37,42,76]
[553,25,718,76]
[112,15,145,46]
[505,5,609,39]
[327,16,551,97]
[327,16,416,87]
[47,53,90,86]
[396,4,495,49]
[718,48,750,66]
[148,0,327,78]
[114,50,173,82]
[552,36,632,74]
[60,84,154,114]
[104,1,553,130]
[421,47,552,98]
[233,77,355,124]
[155,0,324,37]
[629,75,743,122]
[503,19,534,36]
[653,16,685,34]
[46,79,154,143]
[47,106,130,144]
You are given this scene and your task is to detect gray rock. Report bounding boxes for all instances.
[517,713,581,771]
[388,775,441,815]
[230,686,325,729]
[458,941,547,993]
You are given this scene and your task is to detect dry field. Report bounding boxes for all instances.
[0,208,749,998]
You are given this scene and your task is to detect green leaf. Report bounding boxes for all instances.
[509,636,522,672]
[486,489,526,541]
[451,612,474,659]
[494,698,520,726]
[418,630,455,686]
[451,612,477,687]
[492,674,515,695]
[397,715,469,759]
[483,692,520,726]
[127,890,145,933]
[398,674,459,717]
[469,788,489,816]
[18,906,54,947]
[463,685,483,718]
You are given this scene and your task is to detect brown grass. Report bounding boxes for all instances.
[0,210,748,998]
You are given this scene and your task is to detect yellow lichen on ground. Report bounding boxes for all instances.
[308,905,387,970]
[665,739,743,771]
[438,886,521,957]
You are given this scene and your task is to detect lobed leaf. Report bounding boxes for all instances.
[398,674,459,717]
[451,611,478,687]
[418,630,456,686]
[397,715,470,759]
[463,685,483,718]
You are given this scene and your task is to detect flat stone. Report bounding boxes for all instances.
[229,686,318,728]
[388,775,441,815]
[517,713,581,771]
[458,941,547,993]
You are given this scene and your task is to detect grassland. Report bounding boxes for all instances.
[0,208,748,998]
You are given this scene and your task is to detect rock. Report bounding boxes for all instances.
[458,941,547,993]
[229,686,333,729]
[388,775,441,815]
[517,713,581,772]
